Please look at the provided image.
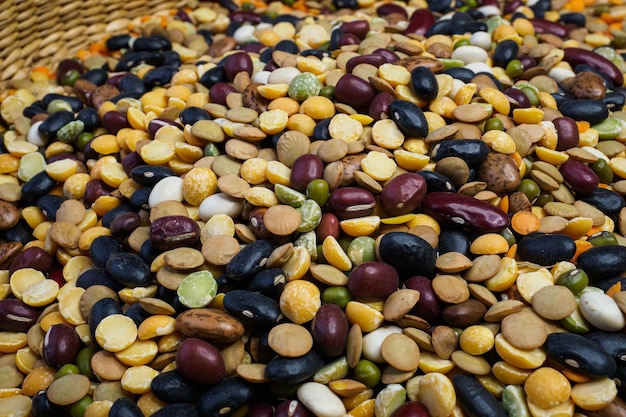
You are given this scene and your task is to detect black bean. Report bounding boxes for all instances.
[378,232,436,278]
[545,332,617,378]
[42,94,83,112]
[130,165,177,186]
[38,110,74,140]
[143,66,179,89]
[410,67,438,101]
[109,398,145,417]
[196,378,256,417]
[226,239,275,280]
[492,39,520,68]
[431,139,490,168]
[265,351,325,384]
[559,99,609,125]
[118,73,147,94]
[36,194,66,221]
[21,171,57,205]
[107,253,152,287]
[76,268,124,292]
[417,170,457,193]
[387,100,429,138]
[516,233,576,266]
[222,290,281,326]
[76,107,100,131]
[579,187,625,215]
[106,34,132,51]
[577,245,626,282]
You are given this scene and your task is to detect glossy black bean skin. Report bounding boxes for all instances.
[387,100,429,138]
[151,370,204,403]
[124,303,152,327]
[222,290,281,326]
[76,107,100,131]
[378,232,436,278]
[265,351,325,384]
[247,268,286,296]
[410,67,438,101]
[32,391,70,417]
[42,94,84,112]
[34,195,65,221]
[586,332,626,365]
[118,73,146,94]
[130,165,177,186]
[151,404,199,417]
[421,192,510,232]
[577,245,626,282]
[20,172,57,205]
[313,118,332,140]
[76,268,124,292]
[579,187,625,215]
[107,253,152,287]
[132,35,171,51]
[559,99,609,125]
[516,233,576,266]
[130,187,152,209]
[101,202,136,228]
[604,91,626,111]
[109,398,145,417]
[545,332,617,378]
[431,139,489,168]
[443,67,475,83]
[89,235,125,268]
[38,110,74,140]
[453,375,508,417]
[226,239,275,280]
[560,12,585,26]
[0,299,40,332]
[5,220,34,246]
[417,170,456,193]
[143,66,179,89]
[106,34,131,50]
[492,39,519,68]
[196,378,256,417]
[179,107,211,125]
[437,225,471,256]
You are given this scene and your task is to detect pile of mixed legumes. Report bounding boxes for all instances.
[5,0,626,415]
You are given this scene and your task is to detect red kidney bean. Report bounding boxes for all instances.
[176,338,225,384]
[346,54,387,73]
[333,74,376,109]
[421,192,510,232]
[9,246,53,275]
[328,187,376,220]
[559,159,599,195]
[405,275,440,323]
[229,10,262,23]
[553,116,579,150]
[390,402,431,417]
[371,48,400,63]
[504,0,523,13]
[347,262,399,301]
[340,20,370,39]
[377,3,408,17]
[209,82,236,106]
[83,179,114,207]
[290,154,324,192]
[310,303,349,357]
[224,52,254,81]
[563,47,624,86]
[379,173,427,217]
[275,401,311,417]
[0,299,40,332]
[110,212,141,237]
[504,87,531,109]
[369,91,394,120]
[529,18,567,37]
[405,9,435,35]
[101,110,130,134]
[315,212,341,242]
[519,55,537,70]
[338,33,361,47]
[149,215,201,251]
[42,323,80,368]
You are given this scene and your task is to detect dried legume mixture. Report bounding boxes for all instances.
[3,0,626,415]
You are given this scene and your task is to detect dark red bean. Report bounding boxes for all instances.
[369,91,394,121]
[224,52,254,81]
[371,48,400,63]
[405,9,435,35]
[290,154,324,192]
[328,187,376,220]
[338,33,361,47]
[559,159,599,195]
[209,82,236,106]
[504,87,531,108]
[229,10,262,23]
[176,338,225,384]
[9,246,53,275]
[553,116,580,150]
[42,323,80,368]
[333,74,376,109]
[147,117,182,136]
[390,402,431,417]
[377,3,408,17]
[315,212,341,242]
[0,299,40,332]
[379,173,427,217]
[149,215,201,251]
[405,276,441,323]
[101,111,130,134]
[346,54,387,73]
[529,18,567,37]
[421,192,510,232]
[274,400,311,417]
[347,262,399,301]
[340,20,370,39]
[310,303,349,357]
[83,179,114,207]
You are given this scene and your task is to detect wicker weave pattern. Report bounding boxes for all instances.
[0,0,190,84]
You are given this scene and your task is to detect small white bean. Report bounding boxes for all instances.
[148,176,184,207]
[580,291,625,332]
[450,45,488,64]
[199,193,244,221]
[297,382,346,417]
[361,325,403,363]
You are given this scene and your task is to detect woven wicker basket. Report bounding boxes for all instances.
[0,0,191,85]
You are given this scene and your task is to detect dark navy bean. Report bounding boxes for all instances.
[265,351,325,384]
[431,139,490,168]
[274,39,300,54]
[106,253,151,287]
[417,170,456,193]
[179,107,211,125]
[106,34,131,51]
[577,245,626,282]
[115,51,153,72]
[76,268,124,292]
[604,91,626,111]
[21,171,57,205]
[411,67,438,101]
[31,391,68,417]
[76,107,100,131]
[109,398,145,417]
[38,110,74,140]
[428,0,452,13]
[118,73,147,94]
[517,233,576,265]
[151,404,199,417]
[196,378,256,417]
[124,303,152,327]
[222,290,281,326]
[437,225,471,256]
[442,67,475,83]
[131,35,171,51]
[313,118,332,140]
[586,332,626,365]
[579,187,625,215]
[559,11,585,26]
[492,40,519,68]
[23,103,47,118]
[80,68,108,86]
[130,187,152,210]
[247,268,286,296]
[130,165,177,186]
[143,66,179,89]
[139,239,160,265]
[453,375,508,417]
[426,19,452,36]
[36,194,66,221]
[89,297,123,342]
[300,49,331,59]
[89,235,125,268]
[559,99,609,125]
[5,220,34,246]
[378,232,436,278]
[226,239,275,280]
[151,370,204,403]
[545,332,617,378]
[42,94,83,112]
[387,100,429,138]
